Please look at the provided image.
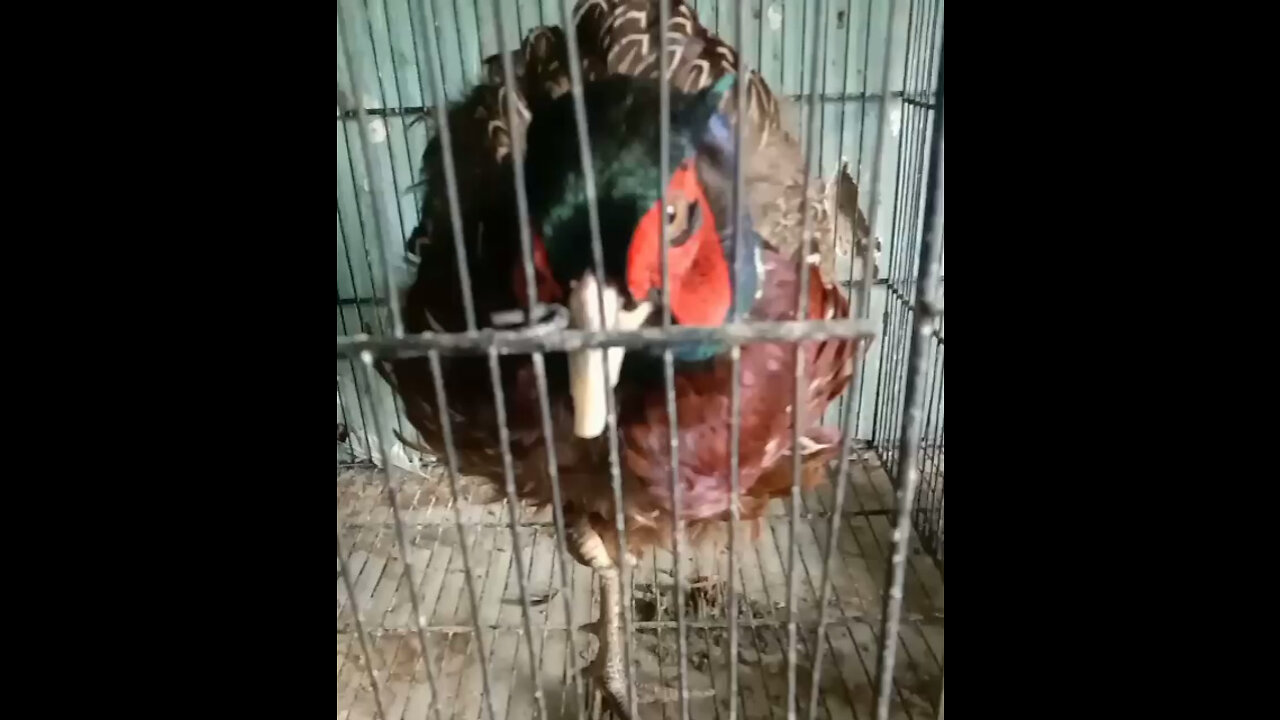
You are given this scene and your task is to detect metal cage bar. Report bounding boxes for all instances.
[337,2,945,719]
[806,0,903,715]
[657,5,694,716]
[338,0,423,469]
[363,354,451,720]
[553,0,644,714]
[338,525,390,720]
[338,0,404,338]
[727,3,749,718]
[485,2,558,717]
[868,0,945,572]
[785,2,828,718]
[873,30,943,720]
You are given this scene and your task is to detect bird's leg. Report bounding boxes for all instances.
[566,513,635,719]
[566,512,713,716]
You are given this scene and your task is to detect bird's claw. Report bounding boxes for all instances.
[582,663,635,720]
[582,669,708,719]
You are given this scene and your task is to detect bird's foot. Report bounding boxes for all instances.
[581,641,714,718]
[581,565,636,719]
[581,634,678,719]
[568,511,673,717]
[582,651,634,719]
[567,513,638,718]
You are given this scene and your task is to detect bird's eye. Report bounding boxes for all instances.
[666,199,699,249]
[658,190,697,247]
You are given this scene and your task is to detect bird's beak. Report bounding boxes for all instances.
[567,270,654,438]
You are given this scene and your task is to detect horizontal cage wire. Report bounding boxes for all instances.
[336,2,943,720]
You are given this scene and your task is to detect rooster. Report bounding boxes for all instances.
[376,2,874,716]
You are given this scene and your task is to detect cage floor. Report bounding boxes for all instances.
[337,452,944,720]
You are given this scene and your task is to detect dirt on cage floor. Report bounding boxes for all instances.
[337,452,944,720]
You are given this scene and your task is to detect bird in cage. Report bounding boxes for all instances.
[375,2,871,717]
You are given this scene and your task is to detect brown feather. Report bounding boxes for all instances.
[381,2,862,569]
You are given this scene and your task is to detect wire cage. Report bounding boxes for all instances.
[336,1,943,719]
